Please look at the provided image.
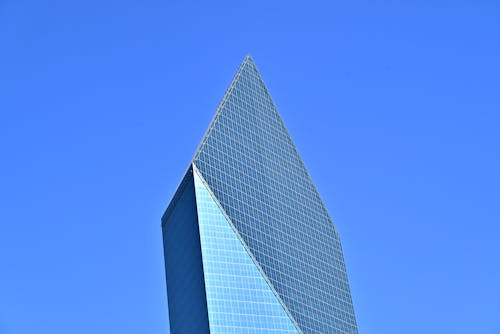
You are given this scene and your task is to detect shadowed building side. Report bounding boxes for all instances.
[162,167,210,334]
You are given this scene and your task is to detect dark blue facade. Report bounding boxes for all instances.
[162,168,210,334]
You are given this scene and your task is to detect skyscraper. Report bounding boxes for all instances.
[162,55,358,334]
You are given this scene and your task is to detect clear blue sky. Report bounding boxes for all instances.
[1,0,499,333]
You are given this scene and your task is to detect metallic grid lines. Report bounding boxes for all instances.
[194,169,300,334]
[193,56,358,333]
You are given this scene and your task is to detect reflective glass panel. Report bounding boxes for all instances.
[194,169,300,334]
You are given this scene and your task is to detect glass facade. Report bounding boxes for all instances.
[194,169,300,334]
[162,55,358,333]
[162,168,210,334]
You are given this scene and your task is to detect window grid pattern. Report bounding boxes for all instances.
[194,170,300,334]
[194,56,358,333]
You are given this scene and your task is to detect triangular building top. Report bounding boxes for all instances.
[190,56,358,333]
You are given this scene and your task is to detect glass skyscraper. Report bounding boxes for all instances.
[162,55,358,334]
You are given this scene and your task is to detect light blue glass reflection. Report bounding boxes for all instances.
[193,169,300,334]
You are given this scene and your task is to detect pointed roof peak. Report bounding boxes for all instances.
[191,54,266,161]
[244,53,254,62]
[240,53,256,73]
[242,54,260,74]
